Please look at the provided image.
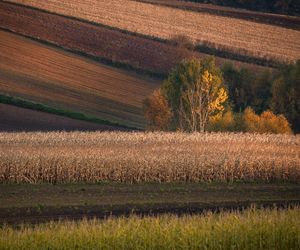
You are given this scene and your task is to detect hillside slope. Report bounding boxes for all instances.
[0,31,160,128]
[7,0,300,62]
[0,104,122,132]
[134,0,300,30]
[0,2,268,77]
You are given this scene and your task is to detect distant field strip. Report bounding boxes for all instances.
[1,132,299,183]
[134,0,300,30]
[0,2,266,76]
[7,0,300,62]
[0,31,160,128]
[0,104,120,132]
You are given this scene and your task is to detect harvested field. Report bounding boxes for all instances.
[134,0,300,30]
[0,2,266,76]
[7,0,300,62]
[0,31,160,128]
[1,131,299,184]
[0,104,122,132]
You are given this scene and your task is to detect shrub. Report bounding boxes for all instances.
[243,107,292,134]
[169,34,195,50]
[208,109,237,132]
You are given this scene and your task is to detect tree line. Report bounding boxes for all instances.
[185,0,300,16]
[144,58,299,134]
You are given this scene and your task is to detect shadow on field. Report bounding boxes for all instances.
[1,200,300,225]
[0,104,126,132]
[1,183,299,225]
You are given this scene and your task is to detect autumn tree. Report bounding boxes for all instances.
[144,57,228,132]
[143,89,172,131]
[177,69,228,132]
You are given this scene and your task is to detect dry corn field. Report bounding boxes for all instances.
[0,132,299,184]
[8,0,300,62]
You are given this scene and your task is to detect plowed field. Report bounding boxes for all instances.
[7,0,300,62]
[0,31,160,128]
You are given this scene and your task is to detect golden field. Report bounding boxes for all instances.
[1,131,299,183]
[0,31,160,128]
[8,0,300,62]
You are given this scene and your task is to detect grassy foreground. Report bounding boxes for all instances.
[0,208,299,249]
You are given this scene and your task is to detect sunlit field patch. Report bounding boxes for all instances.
[1,131,299,184]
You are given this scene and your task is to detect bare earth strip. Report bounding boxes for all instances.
[0,31,160,128]
[7,0,300,62]
[0,104,121,132]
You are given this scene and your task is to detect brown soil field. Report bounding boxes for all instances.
[0,2,267,77]
[0,104,122,132]
[0,31,160,128]
[7,0,300,62]
[134,0,300,30]
[1,183,299,224]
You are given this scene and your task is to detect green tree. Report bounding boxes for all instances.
[271,60,300,132]
[160,57,228,132]
[222,63,255,112]
[252,69,273,113]
[222,63,273,114]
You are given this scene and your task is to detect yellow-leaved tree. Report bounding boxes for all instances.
[144,58,228,132]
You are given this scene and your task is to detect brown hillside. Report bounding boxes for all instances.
[134,0,300,30]
[0,31,160,128]
[7,0,300,62]
[0,2,267,77]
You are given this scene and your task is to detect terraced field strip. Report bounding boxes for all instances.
[7,0,300,62]
[0,2,266,77]
[0,31,160,128]
[0,104,121,132]
[134,0,300,30]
